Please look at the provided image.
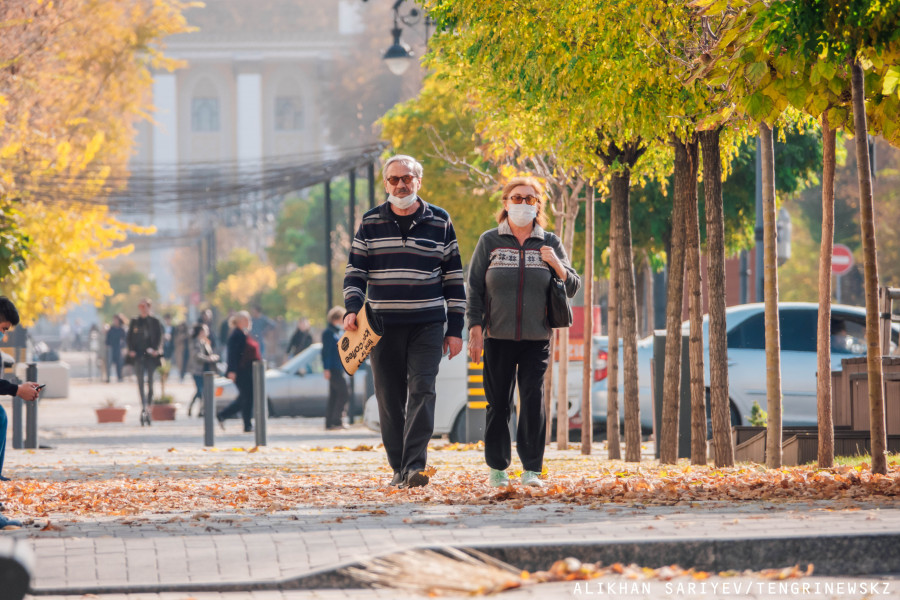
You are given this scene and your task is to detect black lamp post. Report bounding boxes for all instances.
[364,0,433,76]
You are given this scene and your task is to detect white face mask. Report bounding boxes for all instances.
[387,192,417,210]
[507,204,537,227]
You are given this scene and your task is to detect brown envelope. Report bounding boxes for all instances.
[338,303,384,375]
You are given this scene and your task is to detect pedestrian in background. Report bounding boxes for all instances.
[322,306,349,430]
[126,298,164,426]
[0,297,41,483]
[198,308,217,352]
[105,314,127,382]
[174,320,190,381]
[466,176,580,488]
[343,154,466,488]
[287,316,313,357]
[250,305,275,362]
[216,311,260,432]
[187,323,219,417]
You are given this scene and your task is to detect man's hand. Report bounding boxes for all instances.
[443,336,463,360]
[343,312,358,332]
[467,326,483,364]
[127,350,135,357]
[324,371,331,380]
[17,383,39,401]
[226,372,236,382]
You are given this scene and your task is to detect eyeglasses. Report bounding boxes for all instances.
[507,194,539,205]
[386,174,416,186]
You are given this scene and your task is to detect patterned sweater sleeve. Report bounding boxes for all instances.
[441,216,466,338]
[343,222,369,315]
[550,234,581,298]
[465,232,489,331]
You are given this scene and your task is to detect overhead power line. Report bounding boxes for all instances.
[4,142,387,216]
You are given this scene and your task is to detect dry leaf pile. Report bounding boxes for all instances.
[2,448,898,518]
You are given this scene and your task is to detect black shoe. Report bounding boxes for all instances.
[216,414,226,431]
[389,472,404,487]
[243,426,253,433]
[0,476,8,483]
[406,471,429,488]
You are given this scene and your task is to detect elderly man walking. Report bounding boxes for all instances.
[343,154,466,488]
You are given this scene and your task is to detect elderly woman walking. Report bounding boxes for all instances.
[216,311,260,432]
[466,176,580,488]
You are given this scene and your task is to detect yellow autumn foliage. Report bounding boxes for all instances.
[0,0,192,318]
[5,203,154,326]
[212,267,278,313]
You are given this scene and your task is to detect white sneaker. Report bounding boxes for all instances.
[521,471,544,487]
[488,468,510,487]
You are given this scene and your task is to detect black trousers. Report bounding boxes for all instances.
[369,321,444,477]
[325,369,349,428]
[483,338,550,473]
[218,375,254,431]
[134,357,157,410]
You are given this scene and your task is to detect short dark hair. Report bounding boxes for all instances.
[0,297,20,326]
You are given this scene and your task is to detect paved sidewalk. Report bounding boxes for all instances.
[1,379,899,599]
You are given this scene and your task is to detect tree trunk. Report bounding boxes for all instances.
[544,333,554,445]
[582,186,595,454]
[612,170,641,462]
[545,212,567,446]
[700,127,732,467]
[760,122,783,469]
[851,60,887,475]
[555,191,581,451]
[557,327,569,450]
[659,136,689,464]
[607,188,622,460]
[681,134,706,466]
[817,116,837,469]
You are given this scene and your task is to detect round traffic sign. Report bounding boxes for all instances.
[832,243,854,276]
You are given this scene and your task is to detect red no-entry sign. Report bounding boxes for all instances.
[832,244,854,276]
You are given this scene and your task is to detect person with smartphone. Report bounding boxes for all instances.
[0,297,41,483]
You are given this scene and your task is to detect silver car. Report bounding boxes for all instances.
[214,344,369,418]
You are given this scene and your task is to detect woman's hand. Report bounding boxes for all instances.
[540,246,567,280]
[468,326,484,364]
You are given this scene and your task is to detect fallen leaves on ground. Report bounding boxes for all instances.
[348,550,815,596]
[1,451,899,518]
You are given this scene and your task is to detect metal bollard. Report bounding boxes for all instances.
[252,360,267,446]
[11,396,23,449]
[203,371,215,447]
[24,363,38,450]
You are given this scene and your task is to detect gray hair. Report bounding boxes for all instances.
[234,310,252,330]
[382,155,423,181]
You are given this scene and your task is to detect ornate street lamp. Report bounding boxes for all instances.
[363,0,433,76]
[383,23,413,75]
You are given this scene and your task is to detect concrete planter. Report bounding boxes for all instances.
[95,407,127,423]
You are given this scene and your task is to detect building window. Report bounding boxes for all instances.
[191,97,220,132]
[275,96,303,131]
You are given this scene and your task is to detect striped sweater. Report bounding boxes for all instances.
[343,199,466,338]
